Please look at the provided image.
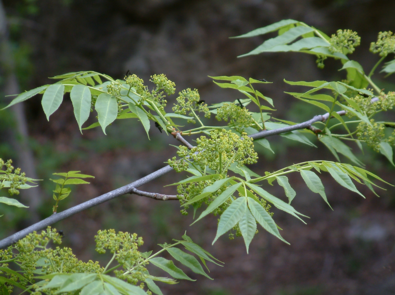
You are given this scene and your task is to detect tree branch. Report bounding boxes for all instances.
[250,110,346,140]
[0,108,350,248]
[130,187,178,201]
[0,165,174,248]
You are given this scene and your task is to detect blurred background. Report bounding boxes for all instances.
[1,0,395,294]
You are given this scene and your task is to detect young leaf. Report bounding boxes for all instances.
[247,197,289,244]
[70,85,92,133]
[2,85,48,109]
[0,197,28,208]
[246,183,307,222]
[239,208,257,253]
[95,93,118,135]
[42,84,65,120]
[232,19,299,39]
[300,170,331,209]
[276,176,296,204]
[212,197,247,244]
[192,183,242,224]
[182,178,230,206]
[379,141,394,166]
[36,275,70,290]
[64,179,90,185]
[56,273,97,293]
[324,163,365,198]
[150,257,195,281]
[319,136,363,166]
[167,174,220,186]
[129,103,151,138]
[103,283,122,295]
[80,280,104,295]
[102,275,147,295]
[180,241,223,266]
[144,279,163,295]
[166,248,212,279]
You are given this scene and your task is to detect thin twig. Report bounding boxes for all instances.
[130,187,178,201]
[250,110,346,140]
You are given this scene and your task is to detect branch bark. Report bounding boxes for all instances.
[0,108,347,248]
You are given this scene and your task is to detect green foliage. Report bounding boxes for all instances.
[49,171,94,213]
[0,158,37,213]
[0,228,220,295]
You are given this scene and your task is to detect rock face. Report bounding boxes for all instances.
[3,0,395,294]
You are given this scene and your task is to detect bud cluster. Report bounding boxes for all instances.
[329,29,361,55]
[172,88,210,123]
[370,31,395,57]
[216,103,255,132]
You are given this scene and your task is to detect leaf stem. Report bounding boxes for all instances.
[368,56,386,78]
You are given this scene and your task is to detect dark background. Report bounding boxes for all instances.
[1,0,395,294]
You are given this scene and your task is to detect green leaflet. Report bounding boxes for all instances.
[102,275,146,295]
[182,178,230,206]
[232,19,299,38]
[340,60,364,75]
[239,26,326,57]
[212,197,247,244]
[381,59,395,74]
[239,208,257,253]
[56,273,97,293]
[300,170,331,209]
[129,103,151,138]
[319,136,363,166]
[379,141,394,166]
[2,85,48,109]
[103,283,122,295]
[284,79,329,88]
[70,85,92,133]
[166,248,212,279]
[276,176,296,204]
[168,174,220,186]
[95,93,118,135]
[192,183,242,225]
[180,241,223,267]
[247,197,289,244]
[324,163,365,198]
[246,182,307,223]
[144,279,163,295]
[42,84,65,120]
[80,281,104,295]
[0,197,28,208]
[150,257,195,281]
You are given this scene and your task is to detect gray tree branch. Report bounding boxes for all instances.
[0,106,349,248]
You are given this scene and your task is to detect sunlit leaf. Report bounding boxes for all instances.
[239,208,257,253]
[42,84,65,120]
[95,93,118,135]
[70,85,91,133]
[150,257,194,281]
[213,197,247,244]
[276,176,296,204]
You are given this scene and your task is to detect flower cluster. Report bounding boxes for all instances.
[356,119,386,151]
[216,103,255,132]
[95,229,147,285]
[124,73,175,110]
[370,31,395,57]
[348,91,395,116]
[329,29,361,55]
[0,158,28,196]
[172,88,210,123]
[169,129,258,175]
